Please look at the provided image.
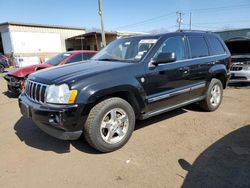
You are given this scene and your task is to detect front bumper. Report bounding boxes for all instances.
[18,93,86,140]
[229,70,250,83]
[4,75,22,93]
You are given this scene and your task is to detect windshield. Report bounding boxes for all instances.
[92,37,159,62]
[226,40,250,55]
[45,53,71,66]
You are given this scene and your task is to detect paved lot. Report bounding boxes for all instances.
[0,73,250,188]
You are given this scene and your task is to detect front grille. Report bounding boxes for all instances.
[25,80,48,103]
[230,66,243,71]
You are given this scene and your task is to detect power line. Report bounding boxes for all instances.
[112,3,250,31]
[182,4,250,12]
[113,12,176,30]
[189,24,222,30]
[195,19,250,25]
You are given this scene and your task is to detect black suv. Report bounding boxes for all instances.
[19,31,231,152]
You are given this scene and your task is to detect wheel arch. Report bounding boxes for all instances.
[209,64,228,89]
[213,73,226,89]
[82,87,146,119]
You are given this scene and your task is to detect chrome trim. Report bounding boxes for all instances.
[147,82,206,103]
[39,85,42,102]
[28,81,31,95]
[144,96,205,119]
[25,79,48,104]
[148,88,190,103]
[153,53,227,67]
[190,83,206,90]
[34,83,38,101]
[30,82,34,99]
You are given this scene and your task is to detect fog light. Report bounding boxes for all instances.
[55,115,60,123]
[48,114,60,126]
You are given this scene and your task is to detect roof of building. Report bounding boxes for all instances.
[0,22,85,30]
[67,31,117,40]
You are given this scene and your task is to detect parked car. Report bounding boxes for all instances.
[225,37,250,83]
[0,54,9,73]
[4,50,97,94]
[19,31,231,152]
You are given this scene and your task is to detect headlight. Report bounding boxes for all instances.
[46,84,78,104]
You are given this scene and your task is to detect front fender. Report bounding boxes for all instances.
[75,78,146,111]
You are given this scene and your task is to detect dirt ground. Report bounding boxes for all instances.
[0,73,250,188]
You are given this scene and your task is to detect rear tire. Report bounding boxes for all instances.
[199,78,223,111]
[84,97,135,153]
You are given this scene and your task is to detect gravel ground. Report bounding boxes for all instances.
[0,73,249,188]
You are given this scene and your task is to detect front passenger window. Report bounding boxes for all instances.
[154,36,186,61]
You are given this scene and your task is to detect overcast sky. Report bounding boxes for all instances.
[0,0,249,32]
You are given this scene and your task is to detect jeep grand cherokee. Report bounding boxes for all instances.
[19,31,231,152]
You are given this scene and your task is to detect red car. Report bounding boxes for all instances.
[4,50,97,94]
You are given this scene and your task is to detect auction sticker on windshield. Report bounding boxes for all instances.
[139,39,158,44]
[63,53,71,57]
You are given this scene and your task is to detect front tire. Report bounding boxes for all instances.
[84,97,135,152]
[200,78,223,111]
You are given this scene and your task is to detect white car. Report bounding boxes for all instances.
[226,37,250,83]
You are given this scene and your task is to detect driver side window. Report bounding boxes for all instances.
[155,36,186,61]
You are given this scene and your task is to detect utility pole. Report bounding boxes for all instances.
[189,12,192,30]
[98,0,106,48]
[176,12,184,31]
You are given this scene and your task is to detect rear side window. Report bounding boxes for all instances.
[188,36,209,58]
[207,36,225,55]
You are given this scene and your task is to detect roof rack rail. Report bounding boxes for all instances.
[178,29,212,33]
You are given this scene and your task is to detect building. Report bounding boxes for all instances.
[66,31,149,51]
[216,28,250,41]
[66,31,117,51]
[0,22,148,67]
[0,22,85,63]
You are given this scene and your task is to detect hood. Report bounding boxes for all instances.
[29,60,133,85]
[7,64,51,78]
[226,39,250,55]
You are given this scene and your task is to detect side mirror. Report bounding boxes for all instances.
[152,52,176,66]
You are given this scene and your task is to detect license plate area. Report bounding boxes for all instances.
[20,101,30,118]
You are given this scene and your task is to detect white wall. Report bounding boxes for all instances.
[11,31,62,53]
[1,31,12,54]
